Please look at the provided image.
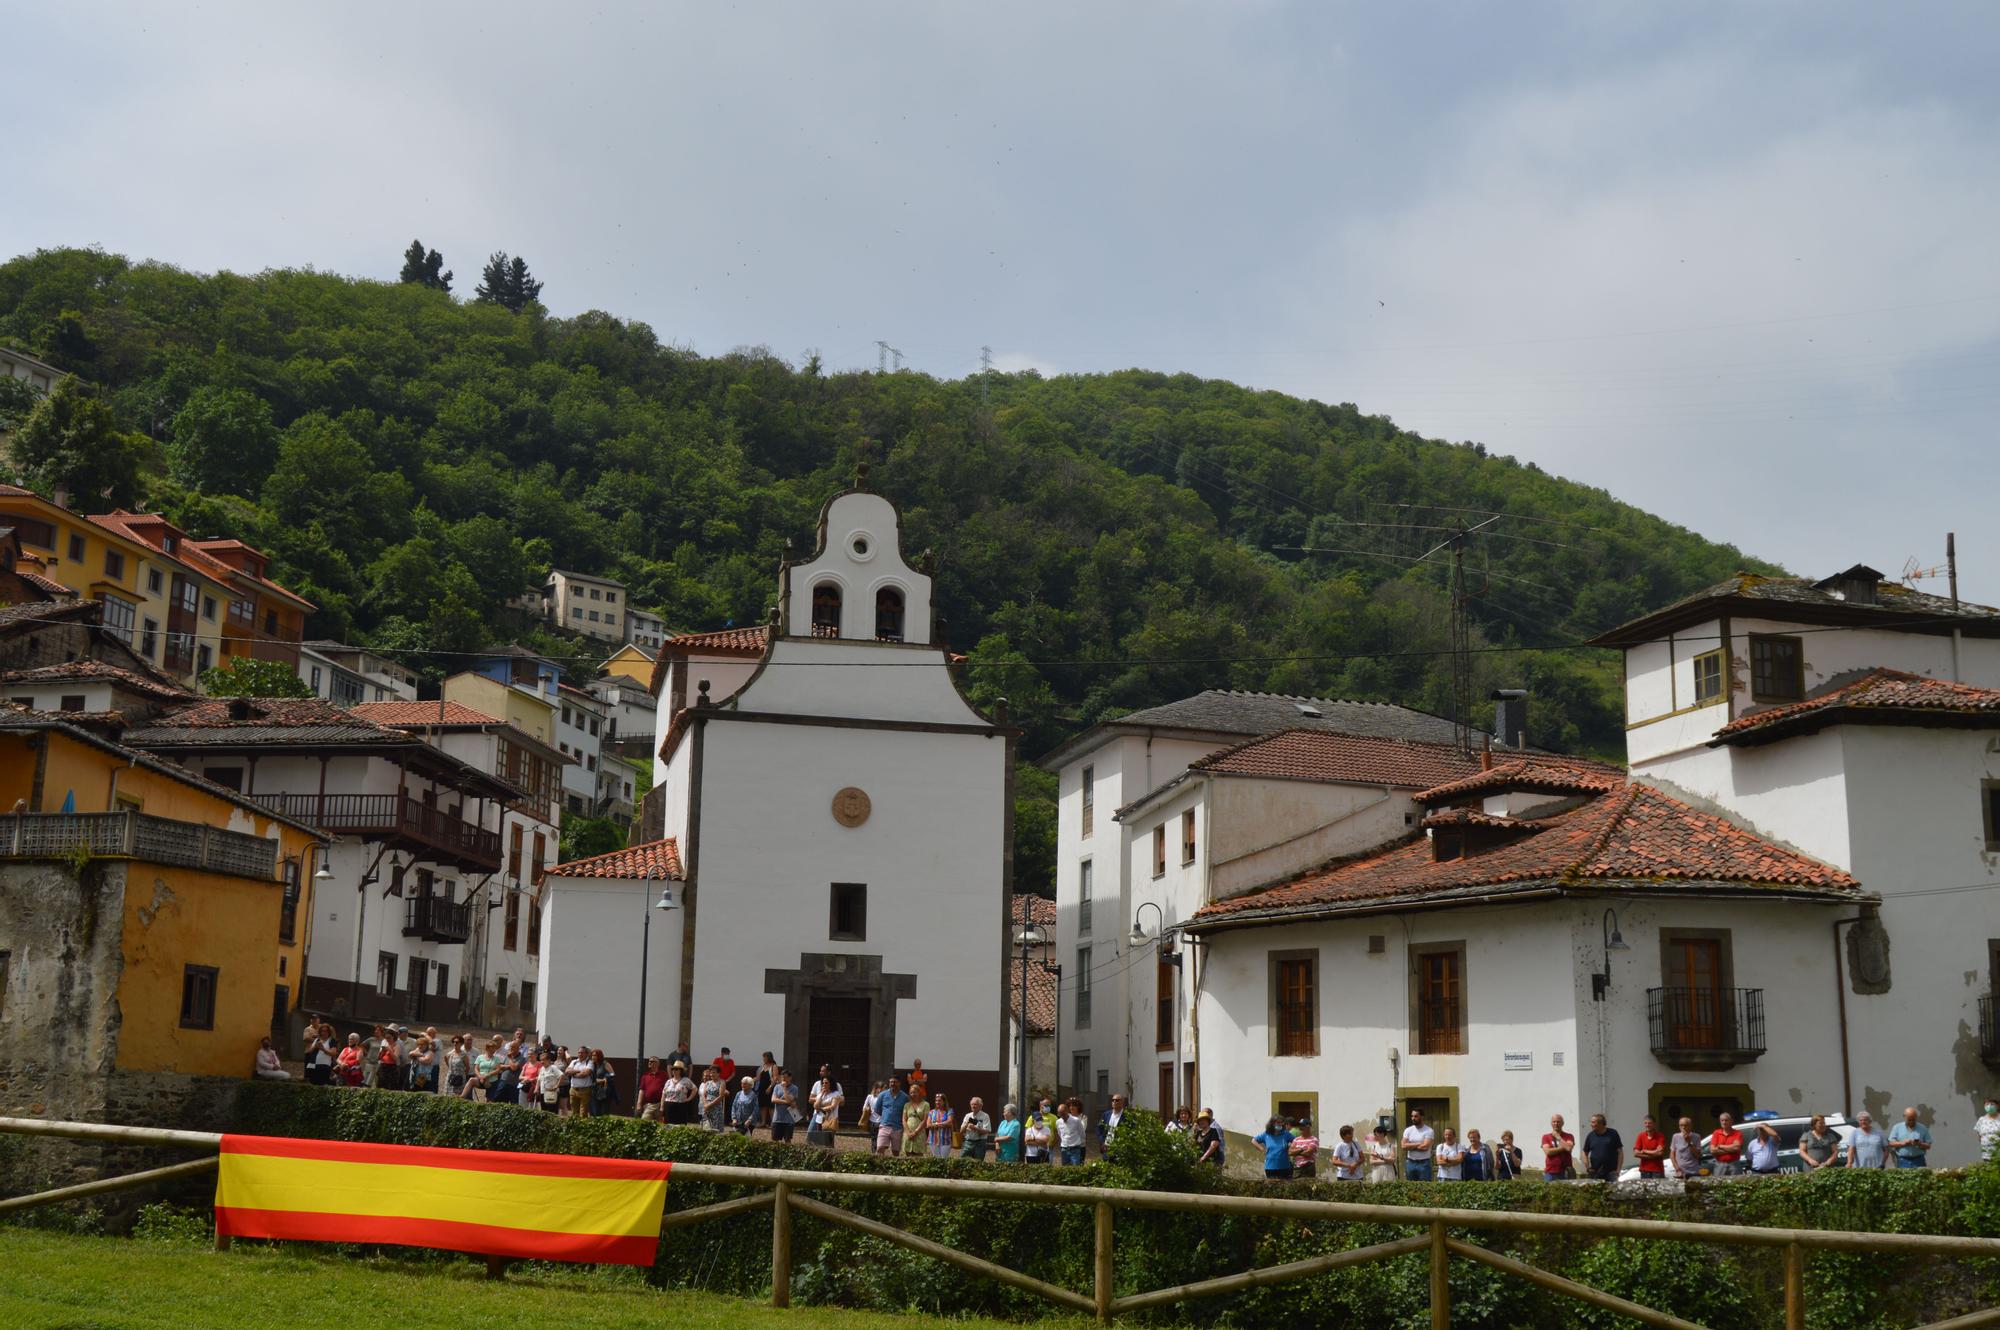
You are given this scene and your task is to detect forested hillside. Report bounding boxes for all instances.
[0,246,1772,783]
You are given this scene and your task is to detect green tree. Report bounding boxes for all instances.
[0,375,39,434]
[560,815,626,862]
[474,251,542,313]
[10,378,149,507]
[200,656,312,698]
[398,239,452,291]
[167,385,277,495]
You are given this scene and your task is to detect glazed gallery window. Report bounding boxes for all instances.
[1692,648,1726,705]
[1749,634,1804,703]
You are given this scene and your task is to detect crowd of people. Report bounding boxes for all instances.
[273,1024,2000,1180]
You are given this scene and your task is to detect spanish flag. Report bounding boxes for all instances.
[214,1135,671,1265]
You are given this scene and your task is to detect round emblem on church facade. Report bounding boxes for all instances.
[831,786,872,828]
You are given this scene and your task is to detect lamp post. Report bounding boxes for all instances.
[1132,903,1182,1111]
[637,886,681,1083]
[1040,959,1062,1100]
[1591,907,1629,1001]
[1014,921,1046,1106]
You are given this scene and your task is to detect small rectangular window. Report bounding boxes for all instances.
[605,592,616,604]
[1080,765,1095,838]
[1272,954,1317,1056]
[572,608,583,619]
[104,549,125,579]
[497,976,510,1008]
[521,980,537,1012]
[1414,946,1466,1055]
[504,890,520,950]
[195,644,213,673]
[376,952,397,995]
[58,694,86,712]
[1181,808,1197,865]
[180,964,218,1029]
[590,588,601,600]
[1152,824,1166,877]
[1157,959,1175,1050]
[67,533,85,561]
[1984,781,2000,852]
[140,618,158,658]
[147,567,163,594]
[1078,858,1093,935]
[1692,649,1725,705]
[436,963,450,996]
[1075,945,1092,1028]
[1750,634,1805,703]
[202,596,217,621]
[830,882,867,941]
[528,902,542,955]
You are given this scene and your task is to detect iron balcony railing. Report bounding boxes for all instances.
[403,894,472,944]
[1980,994,2000,1068]
[1648,986,1766,1066]
[0,811,278,882]
[259,792,501,869]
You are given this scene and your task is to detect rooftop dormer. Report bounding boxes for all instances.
[781,483,933,646]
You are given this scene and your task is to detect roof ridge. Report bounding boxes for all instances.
[1572,782,1642,873]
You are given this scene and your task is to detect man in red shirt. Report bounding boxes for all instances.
[1632,1115,1669,1178]
[1541,1113,1576,1180]
[1708,1111,1745,1177]
[713,1047,737,1087]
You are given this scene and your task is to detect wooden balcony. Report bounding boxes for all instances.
[0,811,278,881]
[258,792,501,871]
[1647,986,1766,1070]
[403,893,472,944]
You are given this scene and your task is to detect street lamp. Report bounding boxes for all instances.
[1591,907,1629,1001]
[1014,921,1046,1107]
[1131,901,1180,966]
[637,886,681,1086]
[1133,902,1184,1113]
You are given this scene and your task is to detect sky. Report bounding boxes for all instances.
[6,2,2000,590]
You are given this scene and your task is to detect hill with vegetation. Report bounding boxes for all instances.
[0,246,1775,883]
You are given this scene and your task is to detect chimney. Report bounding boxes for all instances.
[1491,689,1528,749]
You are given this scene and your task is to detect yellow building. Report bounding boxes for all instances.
[444,670,558,747]
[601,642,656,687]
[0,487,311,685]
[0,709,321,1082]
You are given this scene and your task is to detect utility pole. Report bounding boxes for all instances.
[1448,523,1473,754]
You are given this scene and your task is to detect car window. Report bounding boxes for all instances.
[1776,1124,1807,1149]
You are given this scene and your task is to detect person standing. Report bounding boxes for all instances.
[756,1052,778,1128]
[1494,1130,1524,1181]
[1254,1117,1298,1181]
[337,1032,366,1086]
[907,1059,929,1104]
[1330,1125,1364,1181]
[1434,1126,1463,1180]
[926,1093,957,1159]
[664,1062,696,1124]
[1747,1119,1783,1176]
[1847,1112,1889,1169]
[770,1070,800,1143]
[1024,1107,1053,1164]
[1580,1114,1623,1182]
[860,1082,884,1136]
[1541,1114,1576,1180]
[1461,1129,1491,1181]
[1401,1109,1437,1181]
[731,1076,759,1135]
[1669,1117,1703,1178]
[1709,1113,1745,1177]
[566,1048,596,1117]
[1056,1099,1088,1165]
[304,1022,336,1086]
[537,1055,563,1113]
[873,1077,909,1155]
[1632,1116,1668,1180]
[1366,1125,1397,1182]
[901,1084,931,1158]
[713,1047,737,1088]
[1097,1093,1127,1154]
[961,1098,994,1160]
[1977,1098,2000,1160]
[1798,1115,1841,1172]
[995,1105,1023,1162]
[1166,1106,1196,1138]
[1288,1117,1319,1180]
[808,1076,843,1147]
[1195,1110,1226,1169]
[444,1036,471,1100]
[1889,1107,1933,1169]
[637,1056,667,1121]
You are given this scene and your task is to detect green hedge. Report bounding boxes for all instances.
[226,1083,2000,1329]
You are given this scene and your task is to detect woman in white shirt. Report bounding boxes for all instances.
[1366,1127,1398,1182]
[1023,1112,1053,1164]
[1434,1127,1464,1180]
[663,1064,696,1125]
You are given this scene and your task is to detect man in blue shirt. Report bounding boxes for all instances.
[1888,1107,1933,1169]
[873,1077,910,1156]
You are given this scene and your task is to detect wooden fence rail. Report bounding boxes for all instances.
[6,1115,2000,1328]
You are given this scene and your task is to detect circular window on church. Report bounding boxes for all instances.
[848,531,876,562]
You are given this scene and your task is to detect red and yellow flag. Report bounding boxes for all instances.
[214,1134,671,1265]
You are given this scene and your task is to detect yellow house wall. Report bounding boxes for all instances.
[0,495,177,652]
[113,862,284,1077]
[603,647,653,686]
[446,673,556,746]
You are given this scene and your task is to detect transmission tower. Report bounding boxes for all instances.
[876,341,891,373]
[1448,525,1474,755]
[980,345,993,403]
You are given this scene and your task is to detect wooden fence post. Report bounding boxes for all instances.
[1430,1219,1449,1330]
[771,1181,792,1309]
[1095,1200,1114,1324]
[1784,1242,1804,1330]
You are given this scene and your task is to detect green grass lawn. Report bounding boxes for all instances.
[0,1227,1077,1330]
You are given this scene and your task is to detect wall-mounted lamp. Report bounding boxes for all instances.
[1132,901,1181,967]
[1591,907,1629,1001]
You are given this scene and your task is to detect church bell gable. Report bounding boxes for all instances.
[783,490,933,646]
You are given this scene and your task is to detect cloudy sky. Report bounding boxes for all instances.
[7,2,1999,589]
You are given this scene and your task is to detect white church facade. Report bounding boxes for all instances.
[537,484,1016,1108]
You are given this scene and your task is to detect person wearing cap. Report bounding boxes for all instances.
[1195,1109,1225,1167]
[1288,1117,1320,1180]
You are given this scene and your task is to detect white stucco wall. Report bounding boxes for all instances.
[733,639,976,724]
[1195,895,1848,1152]
[1209,778,1419,899]
[783,492,934,646]
[537,874,683,1059]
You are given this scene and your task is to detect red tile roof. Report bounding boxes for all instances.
[1419,806,1522,830]
[545,837,684,881]
[16,570,75,597]
[1416,757,1626,804]
[350,700,503,728]
[667,625,772,656]
[1192,728,1492,790]
[1713,668,2000,745]
[1009,956,1059,1035]
[1194,782,1859,927]
[0,659,194,700]
[1011,895,1056,929]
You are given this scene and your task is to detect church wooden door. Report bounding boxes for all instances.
[807,995,872,1095]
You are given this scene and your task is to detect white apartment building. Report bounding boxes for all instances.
[557,683,608,817]
[546,569,629,644]
[626,607,666,652]
[299,640,419,706]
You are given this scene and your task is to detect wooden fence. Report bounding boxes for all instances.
[6,1115,2000,1329]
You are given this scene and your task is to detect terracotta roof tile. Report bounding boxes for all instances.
[16,570,76,596]
[0,660,194,700]
[1011,895,1056,929]
[350,700,502,728]
[1416,757,1626,804]
[126,697,408,746]
[1009,955,1058,1034]
[1714,668,2000,744]
[545,837,684,881]
[1192,728,1492,791]
[1419,806,1522,831]
[1194,782,1858,926]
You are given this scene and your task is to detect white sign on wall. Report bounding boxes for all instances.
[1502,1050,1533,1071]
